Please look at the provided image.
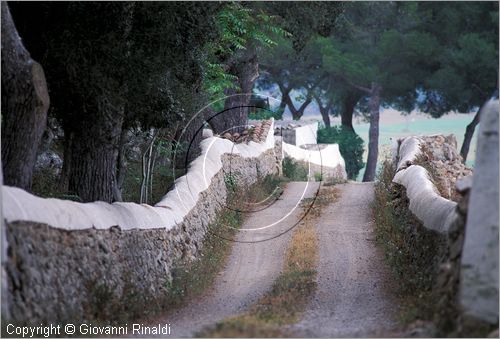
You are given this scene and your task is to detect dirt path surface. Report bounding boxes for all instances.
[159,181,320,338]
[291,182,400,337]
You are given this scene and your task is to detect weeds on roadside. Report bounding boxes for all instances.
[372,160,446,324]
[282,156,308,181]
[164,208,242,308]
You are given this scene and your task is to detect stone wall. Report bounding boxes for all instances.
[275,121,318,146]
[390,98,499,335]
[459,99,499,329]
[391,135,460,234]
[281,141,347,181]
[1,121,278,324]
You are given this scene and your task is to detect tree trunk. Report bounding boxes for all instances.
[320,108,331,128]
[212,48,259,135]
[277,83,290,115]
[285,92,313,120]
[59,131,74,192]
[459,98,492,163]
[362,83,381,182]
[113,128,129,202]
[66,4,132,203]
[314,95,332,128]
[1,2,49,191]
[67,98,124,203]
[340,91,361,133]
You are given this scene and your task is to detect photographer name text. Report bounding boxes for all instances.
[6,323,172,337]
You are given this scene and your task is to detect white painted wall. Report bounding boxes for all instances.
[393,165,457,233]
[294,122,318,146]
[2,120,275,231]
[282,142,345,170]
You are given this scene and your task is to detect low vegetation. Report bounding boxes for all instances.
[197,185,339,337]
[317,125,364,180]
[282,156,308,181]
[372,160,447,324]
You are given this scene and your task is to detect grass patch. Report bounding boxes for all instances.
[282,156,308,181]
[197,185,340,337]
[372,160,447,325]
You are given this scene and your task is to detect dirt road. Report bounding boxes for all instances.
[161,181,320,337]
[291,182,399,337]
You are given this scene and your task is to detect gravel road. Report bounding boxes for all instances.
[290,182,400,337]
[157,181,320,337]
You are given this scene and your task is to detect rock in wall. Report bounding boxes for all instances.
[391,111,499,333]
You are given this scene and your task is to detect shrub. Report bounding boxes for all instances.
[317,125,364,180]
[282,157,308,181]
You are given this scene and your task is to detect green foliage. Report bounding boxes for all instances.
[224,173,238,193]
[314,172,323,182]
[282,157,308,181]
[203,2,290,103]
[121,161,178,204]
[248,109,283,121]
[416,2,499,114]
[317,125,364,180]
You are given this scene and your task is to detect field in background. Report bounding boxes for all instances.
[257,91,477,181]
[352,111,477,181]
[292,108,477,181]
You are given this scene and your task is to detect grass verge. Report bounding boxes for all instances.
[372,160,447,325]
[197,184,340,338]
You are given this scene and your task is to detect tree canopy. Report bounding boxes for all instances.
[2,1,498,200]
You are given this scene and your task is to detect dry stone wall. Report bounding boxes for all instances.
[281,141,347,181]
[1,120,278,324]
[391,99,499,334]
[392,135,460,234]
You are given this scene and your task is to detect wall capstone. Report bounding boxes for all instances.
[392,137,458,234]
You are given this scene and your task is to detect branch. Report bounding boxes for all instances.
[337,73,371,94]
